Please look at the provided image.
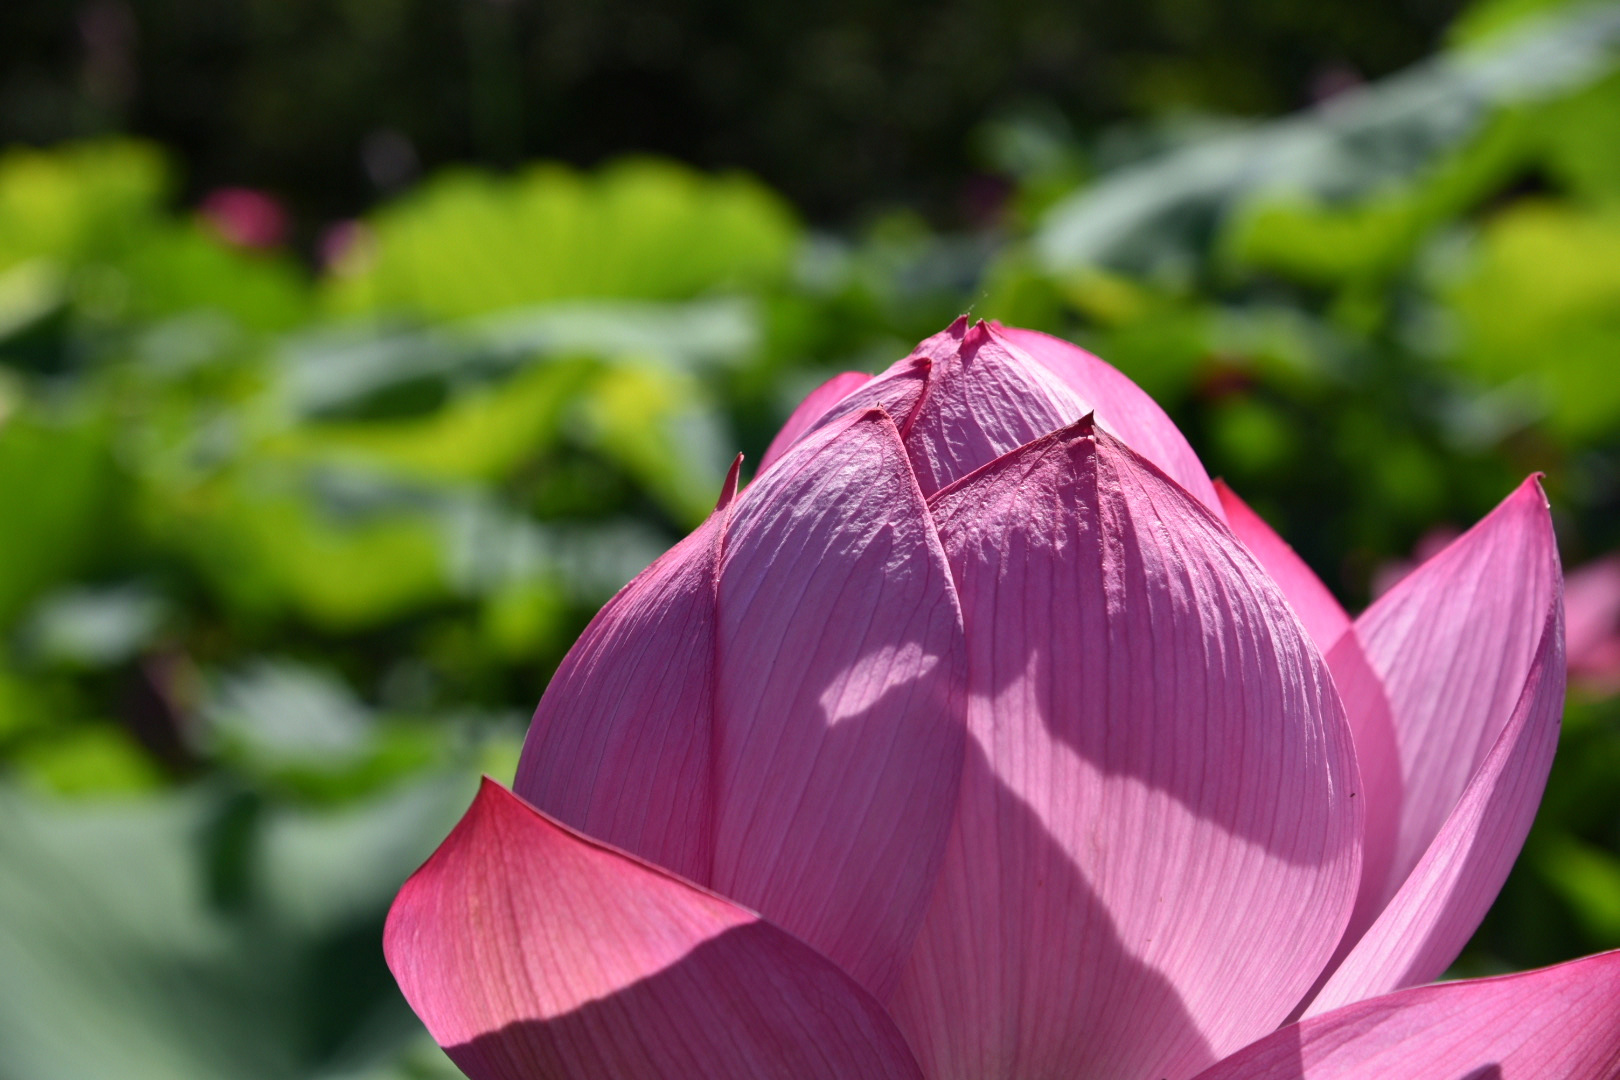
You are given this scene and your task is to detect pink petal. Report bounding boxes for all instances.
[1323,477,1560,978]
[1214,479,1351,655]
[711,407,968,1002]
[1566,554,1620,695]
[385,779,925,1080]
[512,458,740,884]
[1194,950,1620,1080]
[902,321,1091,495]
[758,371,872,474]
[771,319,966,460]
[990,322,1224,516]
[1305,600,1564,1014]
[889,418,1361,1080]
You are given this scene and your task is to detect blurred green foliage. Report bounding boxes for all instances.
[1,2,1619,1077]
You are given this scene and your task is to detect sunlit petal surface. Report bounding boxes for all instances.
[990,322,1224,515]
[1307,601,1564,1014]
[889,418,1360,1080]
[713,408,967,1001]
[1323,478,1560,976]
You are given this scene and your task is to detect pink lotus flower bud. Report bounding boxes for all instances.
[386,320,1617,1080]
[198,186,288,250]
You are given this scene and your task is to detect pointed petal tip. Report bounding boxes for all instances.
[717,453,744,511]
[959,318,993,351]
[853,404,899,431]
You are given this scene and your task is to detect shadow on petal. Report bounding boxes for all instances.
[443,922,924,1080]
[894,738,1220,1080]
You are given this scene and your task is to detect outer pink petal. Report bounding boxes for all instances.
[512,459,741,884]
[990,322,1224,516]
[711,407,968,1002]
[771,319,966,461]
[889,418,1361,1080]
[758,371,872,474]
[901,321,1091,495]
[1214,479,1351,655]
[385,779,925,1080]
[1305,600,1564,1014]
[1324,477,1560,973]
[1194,950,1620,1080]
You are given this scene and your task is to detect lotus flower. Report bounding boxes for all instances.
[385,319,1620,1079]
[1566,555,1620,698]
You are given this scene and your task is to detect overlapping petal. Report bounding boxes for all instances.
[384,779,925,1080]
[1196,950,1620,1080]
[758,371,873,473]
[1214,480,1351,655]
[1306,600,1564,1014]
[888,418,1361,1080]
[1322,477,1560,980]
[762,321,966,467]
[761,321,1224,516]
[990,322,1224,515]
[521,403,968,1004]
[712,407,967,1001]
[513,459,739,883]
[900,321,1090,495]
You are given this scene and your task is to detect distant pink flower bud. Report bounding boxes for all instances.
[1566,554,1620,697]
[198,186,288,250]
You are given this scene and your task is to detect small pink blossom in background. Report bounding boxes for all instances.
[1566,554,1620,697]
[384,319,1620,1080]
[197,186,288,250]
[317,220,375,276]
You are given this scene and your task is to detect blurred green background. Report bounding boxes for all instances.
[2,0,1619,1077]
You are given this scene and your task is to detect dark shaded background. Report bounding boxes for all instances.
[4,0,1461,226]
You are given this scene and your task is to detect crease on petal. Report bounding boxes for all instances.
[712,406,968,1003]
[385,779,925,1080]
[1305,598,1565,1014]
[1214,479,1351,655]
[901,321,1090,495]
[1194,950,1620,1080]
[889,418,1360,1080]
[988,321,1224,516]
[1323,477,1559,972]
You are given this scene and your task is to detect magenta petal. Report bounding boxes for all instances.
[1194,950,1620,1080]
[711,407,968,1002]
[1214,480,1351,655]
[1306,601,1565,1014]
[385,780,925,1080]
[889,419,1361,1080]
[512,462,736,884]
[769,320,966,462]
[758,371,873,474]
[990,322,1224,515]
[1324,477,1561,975]
[902,321,1090,495]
